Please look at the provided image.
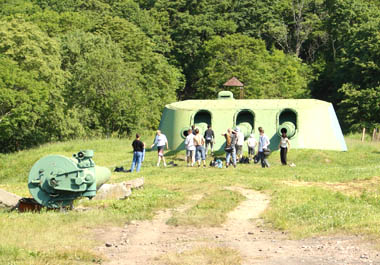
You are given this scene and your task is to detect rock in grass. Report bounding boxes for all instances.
[94,182,132,200]
[94,178,144,200]
[125,177,144,189]
[0,188,21,208]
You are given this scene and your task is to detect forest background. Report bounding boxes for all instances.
[1,0,380,153]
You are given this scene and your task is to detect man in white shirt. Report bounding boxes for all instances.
[151,130,169,167]
[258,127,270,168]
[185,129,196,166]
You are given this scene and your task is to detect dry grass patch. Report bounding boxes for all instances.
[155,247,242,265]
[282,176,380,197]
[166,189,244,227]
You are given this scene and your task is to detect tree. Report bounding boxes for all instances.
[151,0,237,98]
[107,0,173,55]
[0,57,49,152]
[230,0,326,61]
[0,18,65,87]
[338,83,380,131]
[0,18,83,150]
[311,0,380,105]
[195,34,311,99]
[61,31,145,135]
[0,0,41,17]
[93,16,183,128]
[0,56,84,152]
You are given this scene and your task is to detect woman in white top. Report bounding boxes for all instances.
[151,130,169,167]
[278,128,290,165]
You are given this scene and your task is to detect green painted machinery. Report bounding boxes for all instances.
[28,150,111,208]
[158,91,347,152]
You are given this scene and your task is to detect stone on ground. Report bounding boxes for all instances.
[94,182,132,200]
[0,188,21,208]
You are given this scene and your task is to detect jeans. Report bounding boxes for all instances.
[258,151,270,168]
[195,146,206,161]
[226,148,236,165]
[131,151,143,172]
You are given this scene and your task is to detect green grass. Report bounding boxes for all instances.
[265,186,380,238]
[167,189,245,227]
[1,134,380,264]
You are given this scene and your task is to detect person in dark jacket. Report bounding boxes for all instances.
[130,133,145,172]
[204,124,215,156]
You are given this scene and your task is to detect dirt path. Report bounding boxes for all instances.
[95,187,380,265]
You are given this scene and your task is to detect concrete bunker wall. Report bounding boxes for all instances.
[159,99,347,152]
[193,110,212,134]
[277,108,298,138]
[234,110,255,139]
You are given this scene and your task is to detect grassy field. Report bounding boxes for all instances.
[1,134,380,264]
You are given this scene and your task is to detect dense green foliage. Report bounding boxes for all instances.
[1,0,380,152]
[195,34,310,99]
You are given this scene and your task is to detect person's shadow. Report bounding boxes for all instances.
[269,134,280,151]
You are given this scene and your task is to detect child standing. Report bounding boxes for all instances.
[278,128,290,165]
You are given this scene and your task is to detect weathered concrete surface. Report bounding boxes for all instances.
[125,177,144,189]
[94,183,132,200]
[94,178,144,200]
[0,188,21,208]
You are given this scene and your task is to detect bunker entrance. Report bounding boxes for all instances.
[194,110,211,135]
[236,110,254,139]
[278,109,297,138]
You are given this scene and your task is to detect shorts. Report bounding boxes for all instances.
[195,146,206,161]
[157,146,164,156]
[186,149,195,158]
[236,145,243,156]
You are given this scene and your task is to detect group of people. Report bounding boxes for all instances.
[128,126,291,172]
[184,125,215,167]
[182,124,291,169]
[129,130,168,172]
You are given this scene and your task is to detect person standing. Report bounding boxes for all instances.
[278,128,290,165]
[191,125,196,135]
[185,128,196,167]
[130,133,145,172]
[247,133,257,160]
[235,127,245,162]
[258,127,270,168]
[204,124,215,156]
[151,130,169,167]
[194,128,206,167]
[222,128,237,168]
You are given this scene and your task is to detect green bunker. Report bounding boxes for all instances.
[158,91,347,152]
